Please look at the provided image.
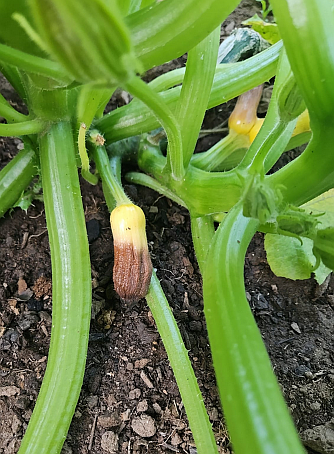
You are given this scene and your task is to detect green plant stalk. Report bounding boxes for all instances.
[77,123,98,185]
[202,204,306,454]
[0,92,28,123]
[264,0,334,204]
[238,48,297,175]
[268,128,334,206]
[137,138,242,216]
[0,63,27,102]
[146,272,218,454]
[126,171,187,208]
[0,119,46,136]
[127,0,240,70]
[284,131,311,152]
[19,122,91,454]
[148,67,186,92]
[124,76,184,180]
[176,27,220,168]
[76,85,115,129]
[91,141,130,206]
[95,41,282,143]
[271,0,334,124]
[191,132,249,171]
[0,143,37,218]
[190,215,215,274]
[0,42,70,82]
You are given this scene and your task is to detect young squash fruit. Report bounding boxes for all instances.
[110,203,153,302]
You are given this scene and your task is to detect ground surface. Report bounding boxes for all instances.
[0,1,333,454]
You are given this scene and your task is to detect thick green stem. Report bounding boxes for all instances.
[203,204,306,454]
[190,215,215,274]
[0,143,37,218]
[176,27,220,168]
[0,42,70,82]
[19,122,91,454]
[124,76,184,180]
[268,129,334,206]
[191,132,249,171]
[137,140,242,216]
[271,0,334,124]
[0,119,46,136]
[238,48,296,175]
[146,272,218,454]
[126,171,187,208]
[95,42,282,144]
[127,0,240,70]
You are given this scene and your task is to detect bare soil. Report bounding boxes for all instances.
[0,1,333,454]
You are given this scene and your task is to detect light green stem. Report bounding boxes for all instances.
[0,119,46,136]
[19,122,91,454]
[0,92,28,123]
[0,42,69,81]
[146,272,218,454]
[124,76,184,180]
[203,204,306,453]
[126,171,187,208]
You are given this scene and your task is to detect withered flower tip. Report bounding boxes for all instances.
[110,204,153,303]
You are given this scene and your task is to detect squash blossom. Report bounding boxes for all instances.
[229,85,310,144]
[110,204,153,302]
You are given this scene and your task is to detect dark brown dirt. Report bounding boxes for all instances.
[1,2,333,454]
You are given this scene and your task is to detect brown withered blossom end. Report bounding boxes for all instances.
[110,204,153,303]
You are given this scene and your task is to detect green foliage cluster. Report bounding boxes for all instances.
[0,1,333,454]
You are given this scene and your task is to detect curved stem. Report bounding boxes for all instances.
[19,122,91,454]
[176,27,220,168]
[190,215,215,274]
[191,132,249,171]
[268,129,334,206]
[0,143,38,218]
[124,76,184,180]
[0,119,46,136]
[0,42,70,82]
[127,0,240,70]
[203,204,306,454]
[125,171,187,208]
[91,142,130,206]
[146,272,218,454]
[95,42,282,144]
[0,93,28,123]
[271,0,334,123]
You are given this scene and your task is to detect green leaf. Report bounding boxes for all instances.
[264,234,330,284]
[242,14,280,44]
[264,189,334,284]
[265,234,313,280]
[302,189,334,228]
[13,180,43,212]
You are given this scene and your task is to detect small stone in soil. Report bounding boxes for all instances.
[0,386,20,397]
[136,400,148,413]
[97,411,121,429]
[131,414,156,438]
[101,431,119,453]
[129,388,141,400]
[302,418,334,454]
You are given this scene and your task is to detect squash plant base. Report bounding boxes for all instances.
[0,171,332,453]
[0,3,333,453]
